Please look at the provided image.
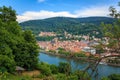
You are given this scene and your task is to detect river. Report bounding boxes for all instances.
[39,52,120,80]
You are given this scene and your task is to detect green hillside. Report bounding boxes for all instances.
[20,17,114,38]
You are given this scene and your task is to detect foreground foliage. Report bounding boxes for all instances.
[0,6,39,72]
[101,74,120,80]
[36,62,91,80]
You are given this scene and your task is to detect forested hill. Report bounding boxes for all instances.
[20,17,114,37]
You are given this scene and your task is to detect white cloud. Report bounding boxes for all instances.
[75,6,109,17]
[17,6,110,22]
[17,10,77,22]
[38,0,45,3]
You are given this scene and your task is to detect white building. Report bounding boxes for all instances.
[82,47,96,55]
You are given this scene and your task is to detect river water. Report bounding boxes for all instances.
[39,52,120,80]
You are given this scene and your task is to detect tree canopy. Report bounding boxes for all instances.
[0,6,39,72]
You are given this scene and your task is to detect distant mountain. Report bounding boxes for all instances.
[20,17,115,38]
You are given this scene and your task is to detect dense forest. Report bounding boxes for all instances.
[20,17,115,38]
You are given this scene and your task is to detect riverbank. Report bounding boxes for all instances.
[40,51,89,61]
[107,63,120,67]
[40,51,120,67]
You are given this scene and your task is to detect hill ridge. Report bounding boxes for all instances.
[20,16,114,38]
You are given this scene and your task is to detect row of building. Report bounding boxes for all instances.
[38,40,97,55]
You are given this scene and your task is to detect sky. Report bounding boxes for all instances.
[0,0,119,22]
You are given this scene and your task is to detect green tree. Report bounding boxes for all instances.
[37,62,52,76]
[101,77,110,80]
[50,64,59,74]
[82,3,120,79]
[0,6,39,72]
[102,20,120,54]
[0,20,15,72]
[0,6,16,22]
[58,62,71,75]
[108,74,120,80]
[14,30,39,70]
[102,2,120,54]
[101,74,120,80]
[73,70,91,80]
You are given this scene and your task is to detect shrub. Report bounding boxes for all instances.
[73,70,91,80]
[101,77,110,80]
[58,62,71,75]
[55,73,67,80]
[108,74,120,80]
[37,62,52,76]
[67,75,78,80]
[50,64,59,74]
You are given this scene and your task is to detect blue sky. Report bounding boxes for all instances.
[0,0,119,22]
